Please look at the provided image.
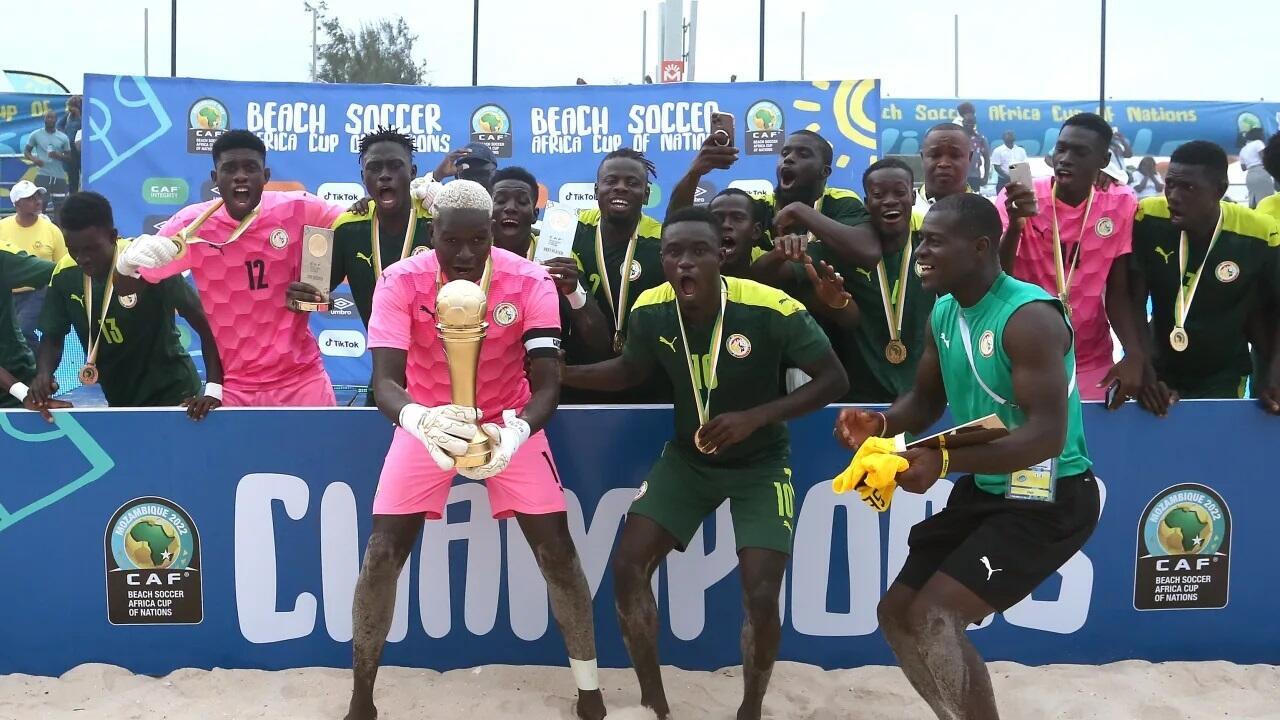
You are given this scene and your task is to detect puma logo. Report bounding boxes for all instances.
[940,332,951,349]
[70,294,84,308]
[658,336,678,352]
[419,304,435,318]
[1154,247,1173,264]
[980,556,1003,581]
[855,267,874,282]
[356,251,373,267]
[783,519,793,535]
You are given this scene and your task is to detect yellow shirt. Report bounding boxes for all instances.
[1257,194,1280,224]
[0,215,65,292]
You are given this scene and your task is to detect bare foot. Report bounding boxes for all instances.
[574,689,607,719]
[736,702,762,720]
[640,695,671,720]
[343,698,377,720]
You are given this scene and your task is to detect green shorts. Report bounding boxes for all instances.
[629,444,797,555]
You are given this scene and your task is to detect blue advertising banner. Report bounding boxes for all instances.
[79,75,880,387]
[881,98,1280,158]
[0,402,1273,677]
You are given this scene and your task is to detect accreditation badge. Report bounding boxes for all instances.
[1006,458,1056,502]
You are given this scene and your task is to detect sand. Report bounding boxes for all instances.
[2,660,1277,719]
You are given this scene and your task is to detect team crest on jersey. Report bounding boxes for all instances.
[1095,217,1115,238]
[633,481,648,501]
[726,333,752,358]
[1215,261,1240,283]
[269,228,289,249]
[627,259,642,281]
[493,302,519,326]
[412,246,429,256]
[118,293,138,309]
[979,329,996,358]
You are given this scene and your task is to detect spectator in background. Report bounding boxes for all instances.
[57,96,83,193]
[1130,156,1165,200]
[957,102,991,192]
[1104,126,1134,184]
[989,130,1028,192]
[0,181,65,356]
[0,239,55,409]
[1259,132,1280,222]
[1240,127,1274,208]
[23,110,71,198]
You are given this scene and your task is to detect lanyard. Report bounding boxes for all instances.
[177,199,261,250]
[83,248,119,367]
[526,235,537,261]
[594,222,640,348]
[1049,183,1096,313]
[1174,207,1225,331]
[674,278,728,427]
[955,311,1077,408]
[802,195,826,244]
[370,210,417,278]
[876,237,913,344]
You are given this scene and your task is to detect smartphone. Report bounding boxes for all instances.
[710,112,735,147]
[1007,163,1038,214]
[1105,379,1122,408]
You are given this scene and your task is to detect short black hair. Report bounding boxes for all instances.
[211,129,266,163]
[956,102,976,116]
[863,157,915,188]
[1263,132,1280,180]
[358,126,415,160]
[789,129,833,167]
[601,148,657,179]
[1245,127,1266,143]
[491,166,539,197]
[663,205,721,242]
[59,191,114,232]
[924,122,968,140]
[930,193,1002,245]
[1170,140,1228,184]
[710,187,764,223]
[1061,112,1114,150]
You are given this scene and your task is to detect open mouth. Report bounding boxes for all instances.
[607,197,631,212]
[231,186,252,203]
[452,265,480,281]
[721,234,738,250]
[678,275,697,297]
[376,186,398,208]
[880,208,905,222]
[778,167,798,188]
[499,217,521,229]
[917,263,936,279]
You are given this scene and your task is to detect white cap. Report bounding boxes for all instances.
[10,180,46,203]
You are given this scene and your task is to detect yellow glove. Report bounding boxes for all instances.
[831,436,899,494]
[854,452,908,512]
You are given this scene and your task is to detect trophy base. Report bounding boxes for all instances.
[453,431,493,469]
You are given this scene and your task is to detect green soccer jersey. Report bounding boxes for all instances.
[331,207,433,328]
[931,273,1091,494]
[1131,198,1280,396]
[39,241,200,406]
[752,186,871,251]
[0,242,54,383]
[623,276,832,467]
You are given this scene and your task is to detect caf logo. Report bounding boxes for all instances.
[470,104,513,158]
[493,302,519,326]
[104,496,204,625]
[744,100,785,156]
[627,259,642,281]
[979,329,996,358]
[186,97,229,153]
[726,333,752,358]
[118,293,138,309]
[270,228,289,249]
[1095,217,1115,238]
[1215,261,1240,283]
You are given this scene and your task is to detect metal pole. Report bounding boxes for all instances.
[800,11,806,81]
[170,0,177,77]
[1098,0,1107,115]
[953,14,959,98]
[641,10,647,82]
[757,0,765,81]
[144,8,149,75]
[471,0,479,86]
[311,7,317,81]
[688,0,698,81]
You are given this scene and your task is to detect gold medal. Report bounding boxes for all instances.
[79,363,99,385]
[595,223,641,357]
[612,332,625,354]
[1050,184,1095,322]
[1059,292,1073,320]
[1171,208,1224,354]
[1169,327,1189,352]
[676,280,728,454]
[693,427,716,455]
[885,339,908,365]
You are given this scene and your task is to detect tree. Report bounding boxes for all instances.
[316,15,428,85]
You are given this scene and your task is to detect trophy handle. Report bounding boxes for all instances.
[171,235,188,260]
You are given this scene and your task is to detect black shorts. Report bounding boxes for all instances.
[895,471,1100,612]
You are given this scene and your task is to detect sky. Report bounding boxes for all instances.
[7,0,1276,102]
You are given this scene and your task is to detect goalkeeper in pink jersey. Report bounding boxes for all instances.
[113,130,346,406]
[345,181,606,720]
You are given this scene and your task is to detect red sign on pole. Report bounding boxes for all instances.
[660,60,686,83]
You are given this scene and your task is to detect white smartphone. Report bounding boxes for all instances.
[1007,163,1038,213]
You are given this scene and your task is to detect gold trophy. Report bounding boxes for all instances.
[436,279,492,468]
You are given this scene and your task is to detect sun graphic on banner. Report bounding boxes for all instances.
[790,80,879,169]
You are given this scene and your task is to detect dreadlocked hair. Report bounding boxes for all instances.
[358,126,416,159]
[602,148,657,179]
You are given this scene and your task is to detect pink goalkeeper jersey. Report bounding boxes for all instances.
[367,247,561,424]
[146,191,345,388]
[996,176,1136,374]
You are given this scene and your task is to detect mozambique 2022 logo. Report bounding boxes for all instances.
[1134,483,1231,611]
[745,100,784,155]
[104,496,203,625]
[471,104,512,158]
[188,98,229,153]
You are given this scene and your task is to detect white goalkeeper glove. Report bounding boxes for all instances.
[399,402,481,471]
[117,234,181,278]
[457,409,531,481]
[410,174,444,213]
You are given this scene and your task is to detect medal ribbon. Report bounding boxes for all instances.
[875,238,913,344]
[674,278,728,427]
[177,199,261,250]
[83,246,120,367]
[1175,207,1225,331]
[370,209,418,278]
[1049,183,1096,306]
[803,195,825,245]
[594,222,640,339]
[526,234,538,261]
